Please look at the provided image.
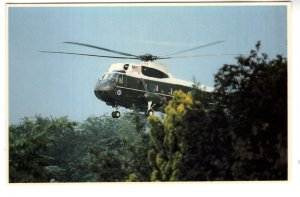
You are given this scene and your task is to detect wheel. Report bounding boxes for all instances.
[145,109,154,117]
[112,111,121,118]
[115,111,121,118]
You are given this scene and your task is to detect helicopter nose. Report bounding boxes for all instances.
[94,81,115,101]
[94,82,114,92]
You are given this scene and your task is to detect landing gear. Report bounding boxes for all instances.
[145,109,154,117]
[112,111,121,118]
[111,105,121,118]
[145,101,155,117]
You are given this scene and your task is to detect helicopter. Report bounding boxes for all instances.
[40,40,225,118]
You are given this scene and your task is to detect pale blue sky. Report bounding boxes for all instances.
[8,4,287,124]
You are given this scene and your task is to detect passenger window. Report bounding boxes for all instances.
[148,83,158,92]
[137,79,144,90]
[142,66,168,78]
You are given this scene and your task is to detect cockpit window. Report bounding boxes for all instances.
[141,66,169,78]
[107,73,118,81]
[101,73,109,80]
[100,73,119,81]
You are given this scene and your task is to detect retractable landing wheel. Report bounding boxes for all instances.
[145,101,155,117]
[145,109,154,117]
[112,111,121,118]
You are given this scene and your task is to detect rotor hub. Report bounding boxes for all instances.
[139,54,158,62]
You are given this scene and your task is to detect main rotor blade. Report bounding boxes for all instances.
[62,41,139,58]
[162,40,226,57]
[159,53,242,60]
[39,51,139,59]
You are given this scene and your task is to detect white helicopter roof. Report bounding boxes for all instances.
[140,61,170,74]
[108,61,169,74]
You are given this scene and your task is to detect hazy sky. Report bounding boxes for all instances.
[8,4,287,124]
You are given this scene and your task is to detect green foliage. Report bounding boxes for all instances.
[148,89,231,181]
[9,115,77,182]
[148,41,287,181]
[122,111,152,181]
[148,91,194,181]
[9,111,151,182]
[127,173,139,182]
[214,41,287,180]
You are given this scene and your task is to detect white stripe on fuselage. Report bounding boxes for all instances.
[116,85,173,98]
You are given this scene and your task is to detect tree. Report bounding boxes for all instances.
[214,41,287,180]
[148,41,287,181]
[9,115,77,182]
[148,89,232,181]
[123,111,152,181]
[9,112,152,182]
[62,114,134,182]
